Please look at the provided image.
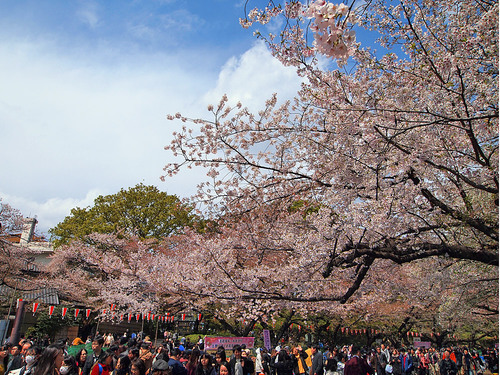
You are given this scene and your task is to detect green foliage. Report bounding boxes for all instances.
[25,306,76,340]
[49,184,198,247]
[288,200,321,217]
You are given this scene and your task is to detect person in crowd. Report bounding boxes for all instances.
[260,348,272,375]
[139,344,153,374]
[325,349,338,375]
[214,349,227,375]
[381,346,391,365]
[114,355,131,375]
[153,347,168,367]
[20,343,32,359]
[218,364,230,375]
[400,349,413,375]
[1,346,9,375]
[83,336,105,375]
[343,346,374,375]
[72,338,85,347]
[368,349,378,374]
[104,335,114,348]
[376,347,388,375]
[336,352,346,375]
[167,349,187,375]
[439,350,457,375]
[6,344,24,375]
[453,349,462,375]
[228,346,244,375]
[240,350,254,375]
[292,346,309,375]
[33,345,64,375]
[196,337,204,352]
[408,350,418,375]
[270,350,293,375]
[108,346,121,371]
[76,349,88,375]
[185,349,200,375]
[461,349,474,375]
[255,349,264,375]
[60,355,79,375]
[90,350,115,375]
[416,349,429,375]
[151,360,171,375]
[130,360,146,375]
[310,345,324,375]
[179,352,189,367]
[471,351,484,375]
[390,350,402,375]
[8,346,41,375]
[428,349,439,375]
[128,349,140,365]
[196,354,216,375]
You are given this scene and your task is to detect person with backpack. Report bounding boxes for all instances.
[90,351,115,375]
[83,337,105,375]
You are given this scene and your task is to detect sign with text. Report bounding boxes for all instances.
[204,336,255,350]
[263,330,271,351]
[413,341,432,349]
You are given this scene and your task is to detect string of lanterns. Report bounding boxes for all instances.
[20,299,202,323]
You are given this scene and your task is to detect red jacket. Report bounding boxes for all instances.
[90,363,112,375]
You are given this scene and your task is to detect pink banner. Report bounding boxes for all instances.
[204,336,255,350]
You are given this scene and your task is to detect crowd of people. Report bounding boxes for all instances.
[0,333,498,375]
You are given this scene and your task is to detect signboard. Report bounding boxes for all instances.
[204,336,255,350]
[263,330,271,351]
[413,341,432,349]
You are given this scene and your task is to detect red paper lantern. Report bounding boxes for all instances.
[32,302,39,315]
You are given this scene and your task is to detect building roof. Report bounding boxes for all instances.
[0,285,60,305]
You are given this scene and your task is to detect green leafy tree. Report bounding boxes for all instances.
[49,184,197,247]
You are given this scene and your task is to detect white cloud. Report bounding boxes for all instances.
[0,189,102,235]
[203,41,303,111]
[0,38,303,235]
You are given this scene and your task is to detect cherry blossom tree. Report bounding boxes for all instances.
[45,233,180,315]
[158,0,498,339]
[163,0,498,306]
[0,200,44,291]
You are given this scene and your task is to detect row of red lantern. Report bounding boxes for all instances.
[32,302,91,320]
[98,310,203,323]
[277,321,433,338]
[18,299,202,323]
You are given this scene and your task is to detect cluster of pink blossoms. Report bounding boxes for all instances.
[305,0,357,64]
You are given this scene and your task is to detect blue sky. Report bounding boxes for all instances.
[0,0,304,234]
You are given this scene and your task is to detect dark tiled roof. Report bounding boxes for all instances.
[0,285,59,305]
